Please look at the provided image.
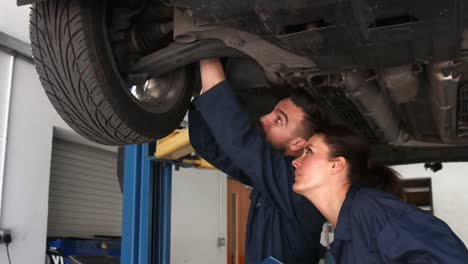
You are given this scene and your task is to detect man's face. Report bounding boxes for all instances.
[259,98,306,152]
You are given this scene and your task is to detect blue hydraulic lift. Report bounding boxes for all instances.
[121,129,213,264]
[121,142,171,264]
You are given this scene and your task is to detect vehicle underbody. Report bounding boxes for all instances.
[21,0,468,164]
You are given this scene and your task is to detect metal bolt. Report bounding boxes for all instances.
[442,68,451,77]
[217,237,226,247]
[293,72,302,77]
[229,38,244,47]
[268,63,282,71]
[403,133,410,142]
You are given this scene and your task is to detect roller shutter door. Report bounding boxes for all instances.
[47,138,121,237]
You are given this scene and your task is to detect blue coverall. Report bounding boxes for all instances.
[332,185,468,263]
[189,81,326,264]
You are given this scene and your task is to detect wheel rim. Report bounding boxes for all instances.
[103,1,189,114]
[128,68,188,113]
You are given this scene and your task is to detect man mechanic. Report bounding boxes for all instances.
[189,58,327,264]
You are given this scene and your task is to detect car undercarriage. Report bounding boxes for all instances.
[20,0,468,164]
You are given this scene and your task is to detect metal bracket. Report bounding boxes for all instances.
[0,31,32,62]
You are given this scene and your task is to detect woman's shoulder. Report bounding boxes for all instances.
[343,187,414,241]
[347,188,468,261]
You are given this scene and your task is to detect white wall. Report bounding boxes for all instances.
[0,50,75,263]
[0,3,119,262]
[0,1,30,43]
[171,168,227,264]
[392,163,468,244]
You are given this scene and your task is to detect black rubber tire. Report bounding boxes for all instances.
[30,0,192,145]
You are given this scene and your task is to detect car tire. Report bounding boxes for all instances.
[30,0,193,145]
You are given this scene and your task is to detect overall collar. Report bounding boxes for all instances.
[333,185,360,241]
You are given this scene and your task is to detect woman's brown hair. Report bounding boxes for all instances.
[319,125,402,197]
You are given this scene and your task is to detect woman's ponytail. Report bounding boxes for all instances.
[320,125,403,197]
[366,164,402,198]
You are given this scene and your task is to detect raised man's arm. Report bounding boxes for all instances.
[189,107,253,186]
[200,58,226,93]
[193,58,297,217]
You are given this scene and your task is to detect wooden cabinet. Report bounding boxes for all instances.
[401,178,433,213]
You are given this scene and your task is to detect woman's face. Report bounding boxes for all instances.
[292,134,336,194]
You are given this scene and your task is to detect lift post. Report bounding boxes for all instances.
[121,128,213,264]
[121,143,173,264]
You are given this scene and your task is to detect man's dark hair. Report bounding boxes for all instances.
[290,88,328,138]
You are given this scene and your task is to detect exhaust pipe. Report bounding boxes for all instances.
[427,61,460,143]
[343,72,406,144]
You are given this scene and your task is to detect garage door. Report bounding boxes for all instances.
[47,138,121,238]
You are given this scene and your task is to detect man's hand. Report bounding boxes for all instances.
[200,58,226,94]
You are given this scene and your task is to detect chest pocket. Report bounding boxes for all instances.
[368,238,378,253]
[365,238,381,263]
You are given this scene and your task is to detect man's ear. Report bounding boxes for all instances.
[331,157,346,174]
[289,137,307,152]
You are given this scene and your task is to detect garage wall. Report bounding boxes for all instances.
[0,49,113,263]
[0,1,30,43]
[392,163,468,245]
[171,168,227,264]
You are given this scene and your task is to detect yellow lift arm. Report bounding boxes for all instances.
[155,129,215,169]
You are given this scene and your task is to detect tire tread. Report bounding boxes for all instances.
[30,0,152,145]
